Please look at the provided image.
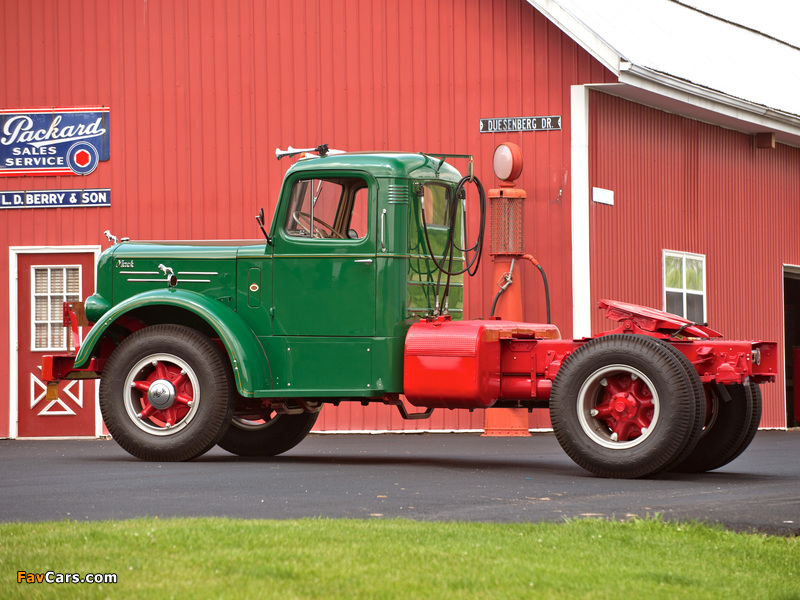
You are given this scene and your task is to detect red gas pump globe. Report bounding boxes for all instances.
[492,142,523,182]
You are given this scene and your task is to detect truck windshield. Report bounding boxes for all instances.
[285,177,368,240]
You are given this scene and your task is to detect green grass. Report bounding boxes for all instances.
[1,517,798,599]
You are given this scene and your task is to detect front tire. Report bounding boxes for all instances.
[550,334,701,478]
[99,325,235,461]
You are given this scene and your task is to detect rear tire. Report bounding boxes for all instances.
[671,382,762,472]
[217,410,319,457]
[550,334,701,478]
[653,340,706,471]
[99,325,235,461]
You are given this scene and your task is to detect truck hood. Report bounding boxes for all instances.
[110,239,266,260]
[100,240,268,310]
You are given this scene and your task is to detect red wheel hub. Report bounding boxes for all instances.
[592,374,654,441]
[131,360,194,428]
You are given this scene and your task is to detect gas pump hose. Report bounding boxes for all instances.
[489,253,551,324]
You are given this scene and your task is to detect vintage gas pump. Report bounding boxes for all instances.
[483,142,531,436]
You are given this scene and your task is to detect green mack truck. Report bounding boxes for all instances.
[44,146,777,479]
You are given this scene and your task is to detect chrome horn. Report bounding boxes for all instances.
[275,144,329,160]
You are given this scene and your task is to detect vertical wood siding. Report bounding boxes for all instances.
[589,91,800,428]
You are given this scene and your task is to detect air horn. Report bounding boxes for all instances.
[275,144,329,160]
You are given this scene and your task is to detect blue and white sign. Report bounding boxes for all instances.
[0,188,111,209]
[0,107,110,177]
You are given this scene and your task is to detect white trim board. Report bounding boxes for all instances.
[570,85,592,338]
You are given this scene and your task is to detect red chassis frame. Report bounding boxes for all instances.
[404,300,777,409]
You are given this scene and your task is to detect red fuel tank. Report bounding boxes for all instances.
[403,317,502,408]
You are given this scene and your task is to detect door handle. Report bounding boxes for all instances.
[380,209,387,253]
[354,259,373,264]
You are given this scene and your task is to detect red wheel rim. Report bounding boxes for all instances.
[577,364,660,449]
[123,353,201,435]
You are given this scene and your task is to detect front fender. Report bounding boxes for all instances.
[74,289,271,397]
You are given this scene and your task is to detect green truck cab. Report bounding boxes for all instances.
[58,150,469,461]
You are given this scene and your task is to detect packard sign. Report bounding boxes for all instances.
[1,106,110,177]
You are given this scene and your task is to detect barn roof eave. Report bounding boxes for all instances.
[528,0,800,148]
[614,64,800,148]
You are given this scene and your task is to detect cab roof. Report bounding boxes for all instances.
[284,151,464,181]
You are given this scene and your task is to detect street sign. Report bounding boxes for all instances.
[480,116,561,133]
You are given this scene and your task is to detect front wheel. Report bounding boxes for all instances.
[99,325,235,461]
[550,334,702,478]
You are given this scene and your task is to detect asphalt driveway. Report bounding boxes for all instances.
[1,430,798,535]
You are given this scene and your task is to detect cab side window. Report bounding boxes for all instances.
[349,187,368,239]
[284,177,369,240]
[422,182,452,227]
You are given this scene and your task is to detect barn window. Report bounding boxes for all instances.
[663,250,705,323]
[32,266,81,351]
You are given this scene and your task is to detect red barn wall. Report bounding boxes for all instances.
[588,91,800,428]
[0,0,614,436]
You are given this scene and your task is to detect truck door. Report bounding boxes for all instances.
[272,173,376,337]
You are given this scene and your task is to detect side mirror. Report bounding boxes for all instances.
[256,208,272,245]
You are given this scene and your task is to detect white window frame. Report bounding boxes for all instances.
[31,264,82,352]
[663,250,707,323]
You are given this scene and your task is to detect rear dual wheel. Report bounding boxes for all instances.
[550,335,704,478]
[638,339,762,473]
[670,382,762,472]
